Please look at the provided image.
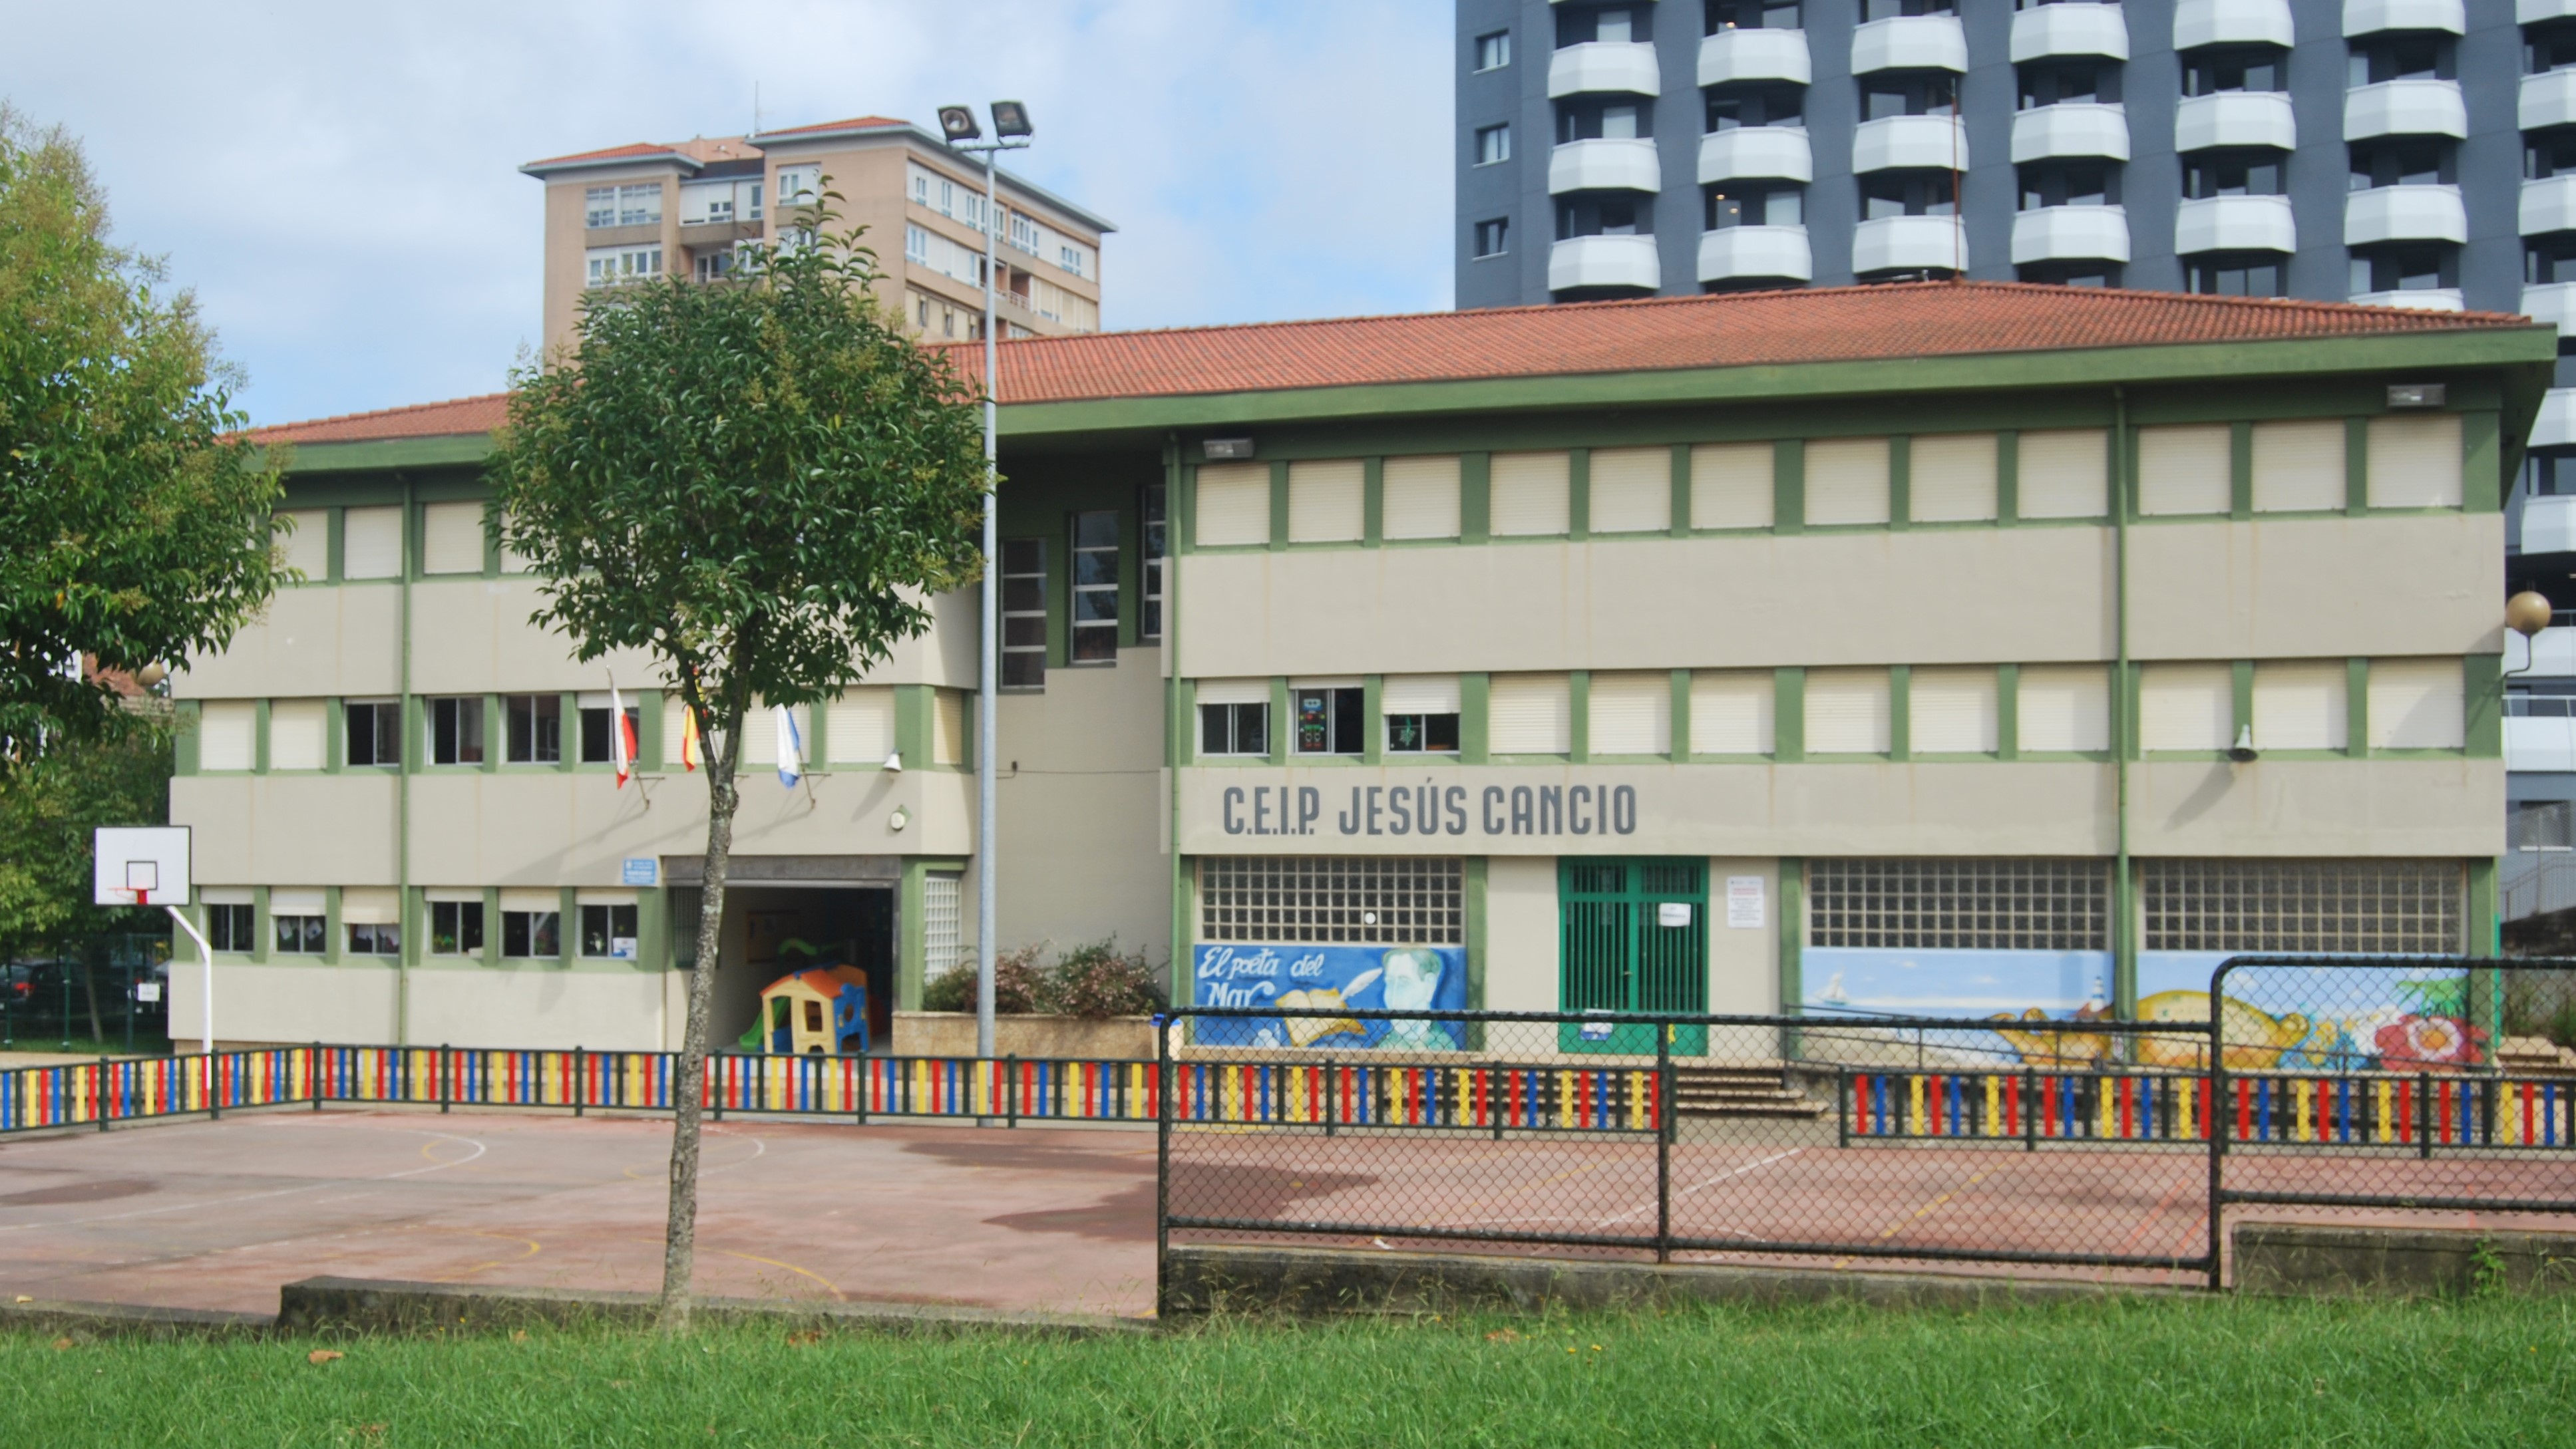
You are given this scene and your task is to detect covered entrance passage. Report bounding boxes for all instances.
[665,856,899,1054]
[1559,858,1708,1054]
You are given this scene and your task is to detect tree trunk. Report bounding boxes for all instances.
[657,720,741,1335]
[79,945,105,1047]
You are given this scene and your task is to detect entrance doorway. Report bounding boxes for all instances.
[708,887,894,1052]
[1559,858,1708,1054]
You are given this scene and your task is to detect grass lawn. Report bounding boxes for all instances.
[1,1293,2567,1446]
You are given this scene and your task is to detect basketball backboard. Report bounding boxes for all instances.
[94,826,191,907]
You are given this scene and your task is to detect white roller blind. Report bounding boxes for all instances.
[1804,438,1890,525]
[2137,424,2231,516]
[2016,429,2108,519]
[1690,671,1773,754]
[498,512,535,575]
[1286,459,1364,542]
[343,505,403,579]
[1382,455,1461,539]
[2251,419,2346,513]
[198,701,254,770]
[1489,452,1571,536]
[340,887,399,925]
[498,888,560,914]
[2367,413,2463,508]
[1194,462,1270,546]
[1194,677,1270,707]
[1909,666,1998,753]
[2368,657,2465,749]
[2139,663,2233,751]
[1909,434,1998,523]
[935,689,967,765]
[825,687,896,764]
[743,703,811,766]
[270,888,325,915]
[1587,447,1670,534]
[2253,660,2347,750]
[269,700,326,770]
[1690,442,1773,529]
[1805,668,1891,754]
[1489,673,1571,753]
[2016,665,2110,752]
[274,509,328,578]
[423,887,483,903]
[1588,671,1671,754]
[421,500,486,575]
[1381,675,1461,715]
[576,888,639,906]
[200,887,254,906]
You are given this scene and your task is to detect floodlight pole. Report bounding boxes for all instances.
[166,905,212,1056]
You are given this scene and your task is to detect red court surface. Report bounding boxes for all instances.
[0,1107,1156,1318]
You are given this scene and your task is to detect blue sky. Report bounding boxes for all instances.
[9,1,1455,427]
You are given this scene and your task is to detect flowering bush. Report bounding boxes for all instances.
[920,943,1044,1016]
[918,939,1163,1019]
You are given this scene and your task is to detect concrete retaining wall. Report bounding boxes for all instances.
[890,1012,1153,1060]
[2234,1225,2576,1297]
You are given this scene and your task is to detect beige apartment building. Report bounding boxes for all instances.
[176,284,2546,1056]
[522,115,1111,357]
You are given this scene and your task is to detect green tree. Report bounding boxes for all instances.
[485,195,988,1332]
[0,108,285,762]
[0,716,172,1039]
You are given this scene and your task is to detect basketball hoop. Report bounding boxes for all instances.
[94,827,208,1054]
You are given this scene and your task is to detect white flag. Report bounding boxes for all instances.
[608,678,633,787]
[774,705,803,788]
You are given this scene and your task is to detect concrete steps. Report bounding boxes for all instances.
[1672,1064,1830,1120]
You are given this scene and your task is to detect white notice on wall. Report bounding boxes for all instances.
[1657,901,1692,928]
[136,982,162,1003]
[1726,876,1765,929]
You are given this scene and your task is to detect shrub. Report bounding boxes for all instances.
[920,943,1044,1015]
[1040,938,1167,1020]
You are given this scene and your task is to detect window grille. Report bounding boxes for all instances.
[1200,857,1464,945]
[1807,858,2108,950]
[2143,858,2461,954]
[922,873,962,977]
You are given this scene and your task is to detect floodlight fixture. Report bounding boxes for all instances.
[938,105,982,142]
[991,100,1033,139]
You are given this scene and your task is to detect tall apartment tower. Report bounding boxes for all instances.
[522,116,1113,356]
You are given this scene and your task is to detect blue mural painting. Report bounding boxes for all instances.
[1191,943,1469,1050]
[1801,948,2116,1021]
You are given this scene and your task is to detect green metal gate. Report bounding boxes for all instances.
[1559,858,1708,1054]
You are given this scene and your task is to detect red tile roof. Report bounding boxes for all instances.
[520,141,689,170]
[753,115,907,139]
[250,393,509,444]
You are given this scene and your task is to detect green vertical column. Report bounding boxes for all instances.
[1887,436,1911,531]
[1996,663,2020,759]
[559,887,579,965]
[2114,858,2137,1022]
[1568,448,1591,541]
[1267,460,1290,552]
[323,887,343,965]
[1362,675,1384,764]
[1362,457,1385,547]
[2344,417,2370,516]
[1461,454,1491,544]
[1996,430,2020,526]
[1887,665,1911,760]
[2346,658,2369,756]
[2231,661,2255,748]
[1776,858,1803,1046]
[2463,411,2501,514]
[1268,678,1292,766]
[1460,673,1491,764]
[1773,440,1804,534]
[2229,420,2254,520]
[899,860,927,1010]
[1774,667,1805,762]
[254,699,273,773]
[1668,669,1691,760]
[250,886,272,965]
[1465,858,1489,1011]
[1668,443,1692,537]
[1568,671,1591,762]
[2465,653,2502,758]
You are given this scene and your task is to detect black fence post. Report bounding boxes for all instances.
[2205,1004,2230,1293]
[2418,1072,2432,1160]
[1836,1065,1849,1150]
[97,1056,111,1132]
[2023,1068,2038,1153]
[208,1049,220,1122]
[574,1045,586,1118]
[311,1043,323,1111]
[1155,1014,1173,1318]
[1654,1020,1672,1265]
[1006,1054,1019,1129]
[439,1045,451,1115]
[1324,1056,1338,1138]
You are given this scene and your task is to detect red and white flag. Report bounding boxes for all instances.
[609,678,637,788]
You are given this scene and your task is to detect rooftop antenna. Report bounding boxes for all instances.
[753,81,763,137]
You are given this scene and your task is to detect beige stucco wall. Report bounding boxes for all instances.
[1482,856,1559,1012]
[994,645,1171,967]
[404,963,666,1052]
[169,959,399,1048]
[176,585,403,699]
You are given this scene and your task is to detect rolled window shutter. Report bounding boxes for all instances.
[1689,671,1774,754]
[423,887,482,904]
[1489,673,1571,753]
[269,700,326,770]
[2366,413,2462,508]
[2252,661,2346,750]
[2367,658,2465,749]
[1909,667,1998,752]
[2016,430,2108,519]
[1489,452,1571,536]
[825,688,896,764]
[200,887,255,907]
[2136,425,2231,516]
[198,701,255,770]
[498,889,560,914]
[1690,442,1774,529]
[1194,462,1270,546]
[2139,663,2234,750]
[2251,419,2345,513]
[743,702,811,766]
[1193,678,1270,707]
[1381,675,1462,715]
[421,501,486,575]
[1286,459,1364,542]
[270,888,326,915]
[1909,434,1998,523]
[1587,672,1670,754]
[935,691,967,765]
[274,510,330,579]
[1804,669,1891,754]
[343,506,403,579]
[2016,665,2110,752]
[576,888,639,907]
[1587,448,1670,534]
[340,888,400,925]
[661,695,691,766]
[1381,456,1461,539]
[1803,438,1890,526]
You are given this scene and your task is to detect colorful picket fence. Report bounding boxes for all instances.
[1845,1068,2576,1148]
[1169,1060,1662,1134]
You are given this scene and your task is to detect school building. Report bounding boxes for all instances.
[172,282,2549,1052]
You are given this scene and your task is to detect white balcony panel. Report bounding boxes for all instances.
[2174,0,2294,49]
[2507,715,2576,773]
[2525,176,2576,238]
[2010,3,2129,62]
[2348,287,2467,311]
[2012,206,2131,265]
[2010,103,2131,163]
[2344,79,2468,141]
[2526,70,2576,132]
[2535,389,2576,450]
[2514,627,2576,679]
[2527,494,2576,554]
[1548,41,1664,99]
[1852,215,1968,275]
[1698,28,1812,87]
[1850,15,1968,75]
[1853,114,1970,174]
[2344,184,2467,245]
[1699,127,1815,184]
[1548,138,1664,195]
[2342,0,2465,35]
[2523,0,2576,22]
[2523,281,2576,335]
[2175,195,2297,255]
[2175,92,2297,153]
[1549,235,1662,293]
[1698,226,1814,284]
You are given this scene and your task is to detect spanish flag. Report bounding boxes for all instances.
[678,703,702,772]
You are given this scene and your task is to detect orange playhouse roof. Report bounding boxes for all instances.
[761,965,868,1001]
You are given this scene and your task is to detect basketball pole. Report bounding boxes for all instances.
[162,903,213,1056]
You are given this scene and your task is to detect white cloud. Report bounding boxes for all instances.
[8,0,1453,426]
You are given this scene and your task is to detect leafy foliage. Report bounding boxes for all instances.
[0,713,170,963]
[924,939,1165,1019]
[0,109,283,764]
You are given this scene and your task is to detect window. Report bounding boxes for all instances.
[2185,152,2285,200]
[584,245,662,287]
[2531,235,2576,285]
[2531,130,2576,181]
[1808,859,2108,950]
[2351,246,2456,296]
[206,903,255,953]
[1708,185,1803,229]
[2251,661,2347,751]
[1200,857,1464,944]
[1059,243,1085,277]
[502,909,560,959]
[1293,685,1365,755]
[505,694,562,764]
[2516,801,2575,852]
[2139,663,2234,751]
[1557,99,1650,144]
[922,874,962,977]
[274,911,325,955]
[2018,163,2114,210]
[1557,195,1650,239]
[1860,172,1955,220]
[1475,29,1512,70]
[345,701,400,768]
[1002,538,1047,689]
[1473,217,1510,257]
[2348,138,2452,191]
[615,183,661,226]
[775,166,820,207]
[1804,436,1891,525]
[1069,513,1118,664]
[2366,413,2462,508]
[1588,446,1670,532]
[2017,61,2114,108]
[1382,455,1463,539]
[2135,424,2231,516]
[1558,5,1642,45]
[1804,669,1893,754]
[1589,672,1672,754]
[1909,432,1998,522]
[2143,859,2460,953]
[1861,0,1954,15]
[1707,86,1804,131]
[1689,442,1773,528]
[1141,484,1166,641]
[1286,460,1364,544]
[1690,671,1774,754]
[2016,429,2108,518]
[2016,665,2110,752]
[2369,659,2465,749]
[1383,676,1462,754]
[579,699,640,764]
[430,900,484,955]
[581,904,639,959]
[430,697,484,766]
[269,700,327,770]
[584,186,617,228]
[1489,451,1572,534]
[2187,253,2286,297]
[1489,673,1572,754]
[1861,74,1954,120]
[421,500,484,575]
[693,247,735,283]
[343,506,401,579]
[2250,419,2346,513]
[1198,681,1271,756]
[1475,123,1512,166]
[347,919,400,956]
[2348,35,2448,86]
[198,701,254,772]
[1708,1,1801,31]
[2184,48,2284,96]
